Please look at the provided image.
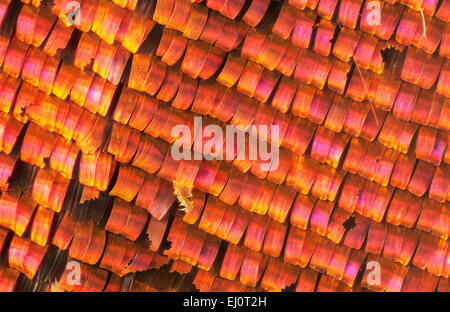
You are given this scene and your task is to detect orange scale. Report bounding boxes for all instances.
[127,95,158,131]
[286,156,318,194]
[69,221,95,262]
[240,249,268,287]
[386,189,413,226]
[73,112,107,154]
[318,0,339,19]
[337,0,363,28]
[215,19,247,52]
[242,0,270,26]
[308,199,334,236]
[415,126,438,164]
[142,57,167,96]
[147,214,170,252]
[295,268,318,292]
[342,213,370,249]
[241,28,266,62]
[396,8,421,46]
[94,1,125,44]
[293,50,320,86]
[364,220,387,256]
[42,20,73,57]
[156,67,182,102]
[184,4,208,40]
[13,236,47,280]
[163,0,191,32]
[341,249,366,287]
[17,3,40,45]
[51,210,76,250]
[262,219,287,257]
[252,69,280,103]
[271,76,298,114]
[108,124,141,164]
[254,180,277,215]
[214,204,239,240]
[3,35,29,79]
[429,165,450,203]
[217,52,246,88]
[84,226,106,265]
[175,159,202,189]
[157,149,181,181]
[0,191,20,233]
[113,87,141,125]
[146,180,175,220]
[412,13,445,54]
[284,226,306,266]
[220,244,246,280]
[106,198,131,235]
[120,202,148,241]
[172,74,197,110]
[182,189,206,224]
[306,89,333,125]
[109,165,146,202]
[326,207,352,244]
[0,153,16,191]
[313,18,336,57]
[332,27,361,63]
[180,227,206,266]
[267,184,296,224]
[281,117,316,156]
[107,45,130,85]
[0,268,20,292]
[0,114,23,156]
[8,234,30,275]
[213,88,241,122]
[440,23,450,58]
[100,233,128,273]
[196,233,221,271]
[133,136,167,175]
[226,209,251,244]
[21,46,46,87]
[272,1,296,40]
[193,269,216,291]
[390,152,416,190]
[199,197,227,235]
[191,80,217,115]
[276,45,301,77]
[310,235,336,272]
[12,194,36,238]
[230,97,258,132]
[238,174,265,212]
[417,198,444,234]
[244,213,269,252]
[357,141,385,181]
[327,59,351,95]
[218,166,246,204]
[128,53,152,92]
[407,160,436,197]
[393,82,419,121]
[82,266,108,292]
[412,233,447,275]
[338,174,364,213]
[402,266,440,291]
[311,164,339,201]
[181,40,210,79]
[237,61,264,98]
[161,109,195,145]
[27,93,59,132]
[257,34,287,71]
[121,11,155,53]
